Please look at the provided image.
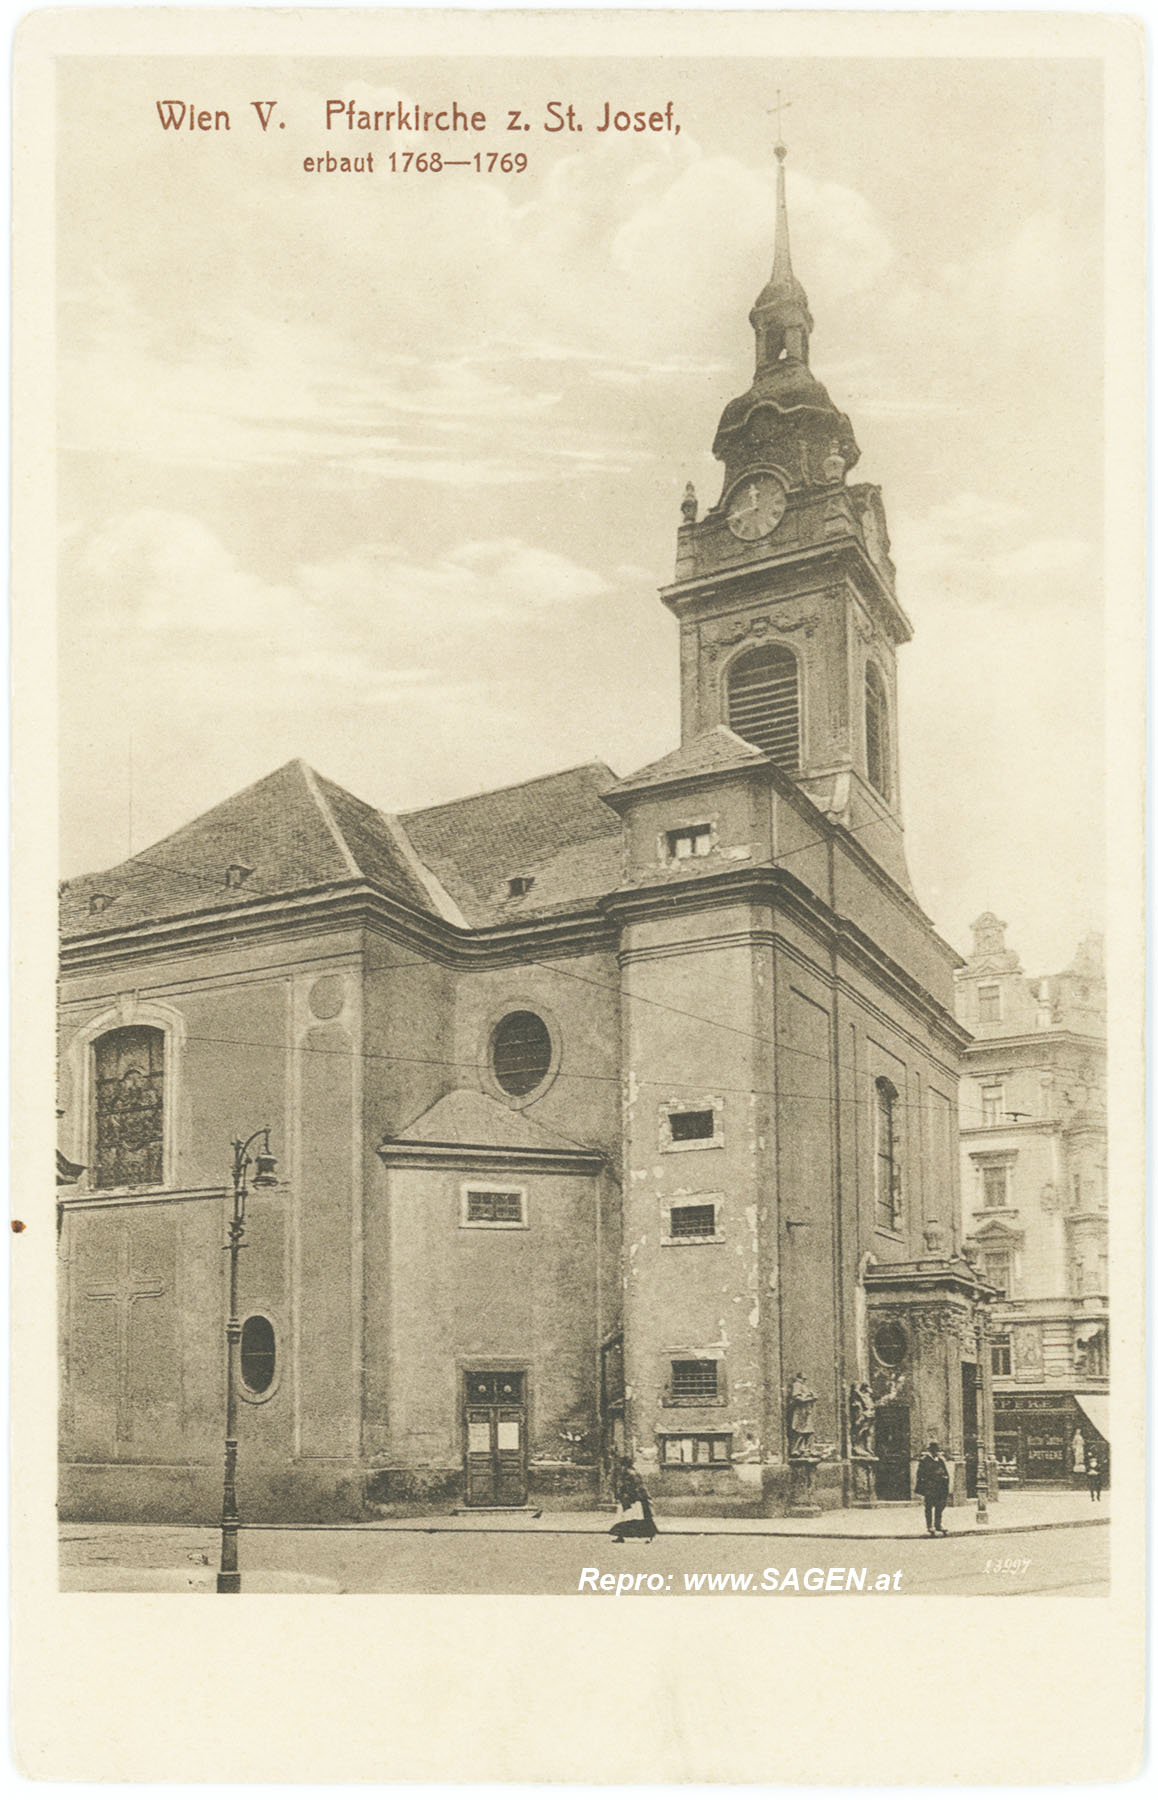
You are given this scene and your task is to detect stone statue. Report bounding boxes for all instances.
[786,1372,818,1460]
[822,441,846,484]
[680,481,698,524]
[1072,1428,1086,1473]
[849,1382,877,1459]
[923,1218,946,1254]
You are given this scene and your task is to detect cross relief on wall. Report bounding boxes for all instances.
[83,1228,166,1445]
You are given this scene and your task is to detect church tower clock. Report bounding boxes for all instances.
[662,140,914,891]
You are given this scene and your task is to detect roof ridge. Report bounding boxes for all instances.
[380,813,469,927]
[299,763,362,879]
[401,758,617,819]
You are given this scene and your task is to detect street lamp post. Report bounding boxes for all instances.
[217,1127,277,1595]
[975,1303,992,1526]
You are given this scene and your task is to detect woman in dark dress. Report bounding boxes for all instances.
[609,1457,658,1542]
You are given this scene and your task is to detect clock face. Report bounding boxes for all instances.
[726,474,787,541]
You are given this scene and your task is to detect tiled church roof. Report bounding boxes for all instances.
[399,761,623,925]
[59,759,434,937]
[60,757,626,939]
[603,726,768,798]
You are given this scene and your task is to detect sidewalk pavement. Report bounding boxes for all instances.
[61,1488,1108,1552]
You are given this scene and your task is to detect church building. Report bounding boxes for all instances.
[58,146,995,1522]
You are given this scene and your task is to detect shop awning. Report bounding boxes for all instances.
[1074,1393,1109,1442]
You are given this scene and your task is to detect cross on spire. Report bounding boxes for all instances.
[770,88,791,153]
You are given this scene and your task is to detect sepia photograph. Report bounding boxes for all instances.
[12,4,1146,1785]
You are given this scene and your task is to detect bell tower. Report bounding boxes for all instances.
[661,140,914,891]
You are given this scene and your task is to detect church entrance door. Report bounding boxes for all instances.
[464,1371,527,1507]
[875,1403,911,1500]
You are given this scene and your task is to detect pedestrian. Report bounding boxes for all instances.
[1087,1448,1103,1501]
[609,1456,658,1542]
[915,1439,952,1536]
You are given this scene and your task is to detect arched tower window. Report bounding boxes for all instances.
[92,1026,165,1190]
[874,1077,901,1232]
[726,645,800,772]
[865,662,890,799]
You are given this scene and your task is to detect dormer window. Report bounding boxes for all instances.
[507,876,535,898]
[88,892,113,915]
[667,825,711,861]
[225,863,252,889]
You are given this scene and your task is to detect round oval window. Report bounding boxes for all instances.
[491,1010,552,1097]
[872,1321,908,1368]
[240,1315,276,1394]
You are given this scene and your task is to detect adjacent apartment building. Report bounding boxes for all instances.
[956,914,1107,1487]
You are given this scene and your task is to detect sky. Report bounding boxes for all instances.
[56,51,1105,975]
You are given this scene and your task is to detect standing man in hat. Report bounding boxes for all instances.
[915,1440,952,1536]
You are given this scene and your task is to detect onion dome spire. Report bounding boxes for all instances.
[750,140,814,374]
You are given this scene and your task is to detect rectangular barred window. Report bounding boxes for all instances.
[660,1434,732,1466]
[669,1109,715,1143]
[464,1189,525,1226]
[669,1203,717,1239]
[668,825,712,860]
[670,1359,719,1402]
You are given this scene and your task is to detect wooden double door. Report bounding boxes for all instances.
[464,1371,527,1507]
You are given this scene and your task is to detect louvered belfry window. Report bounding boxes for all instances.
[727,645,800,770]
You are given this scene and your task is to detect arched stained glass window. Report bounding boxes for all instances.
[93,1026,164,1189]
[865,662,890,799]
[726,645,800,771]
[874,1076,901,1231]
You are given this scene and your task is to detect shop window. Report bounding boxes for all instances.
[991,1334,1012,1377]
[669,1359,720,1404]
[491,1011,552,1097]
[240,1316,276,1394]
[92,1025,165,1190]
[660,1433,732,1466]
[668,1202,718,1240]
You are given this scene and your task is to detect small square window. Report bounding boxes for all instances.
[670,1358,719,1403]
[463,1187,526,1227]
[667,825,712,860]
[978,984,1002,1023]
[669,1203,717,1239]
[669,1109,715,1143]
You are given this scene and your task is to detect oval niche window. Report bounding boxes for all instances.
[240,1315,276,1394]
[491,1010,552,1097]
